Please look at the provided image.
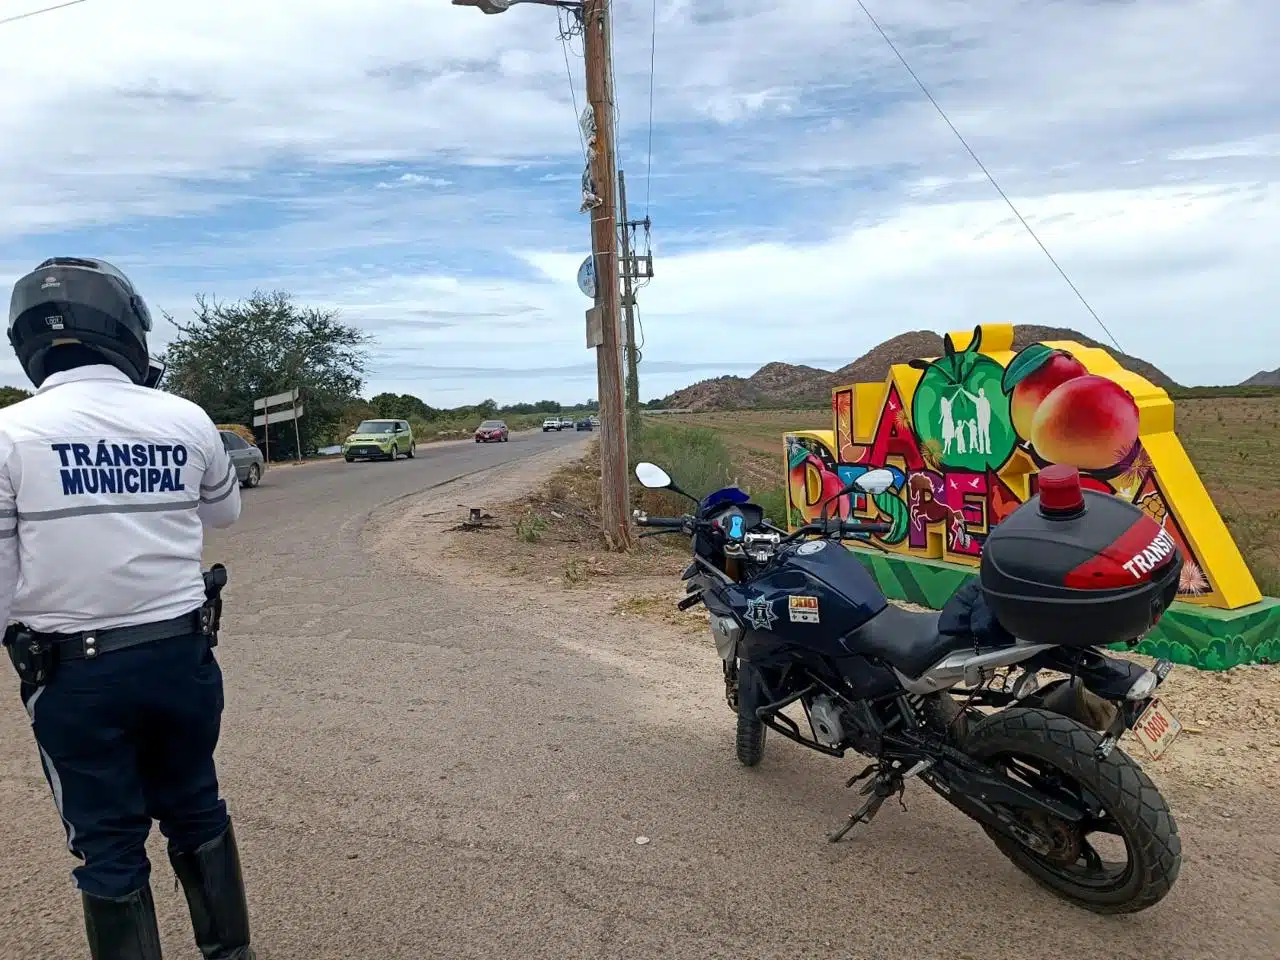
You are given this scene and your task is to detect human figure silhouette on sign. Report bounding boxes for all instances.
[939,394,956,455]
[960,386,993,455]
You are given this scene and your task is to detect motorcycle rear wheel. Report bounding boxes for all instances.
[965,707,1181,915]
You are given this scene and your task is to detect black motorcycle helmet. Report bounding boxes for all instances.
[7,257,162,388]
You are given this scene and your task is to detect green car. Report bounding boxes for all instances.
[343,419,416,462]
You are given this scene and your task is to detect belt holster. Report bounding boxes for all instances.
[3,623,58,686]
[200,563,228,647]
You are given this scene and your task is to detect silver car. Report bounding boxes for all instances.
[219,430,265,488]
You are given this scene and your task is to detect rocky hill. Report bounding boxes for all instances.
[660,325,1179,411]
[1240,368,1280,387]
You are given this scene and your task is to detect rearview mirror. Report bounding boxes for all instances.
[855,468,895,496]
[143,357,167,389]
[634,462,672,489]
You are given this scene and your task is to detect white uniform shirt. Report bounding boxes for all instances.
[0,364,241,633]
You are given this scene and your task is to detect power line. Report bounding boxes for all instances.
[644,0,657,214]
[556,8,587,161]
[854,0,1125,353]
[0,0,88,28]
[605,0,621,163]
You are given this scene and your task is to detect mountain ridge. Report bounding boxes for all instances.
[660,325,1186,411]
[1240,368,1280,387]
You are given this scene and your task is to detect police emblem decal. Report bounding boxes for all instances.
[744,595,777,631]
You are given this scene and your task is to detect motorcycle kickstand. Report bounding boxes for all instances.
[827,770,904,844]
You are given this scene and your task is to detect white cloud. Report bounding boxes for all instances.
[375,173,452,189]
[0,0,1276,402]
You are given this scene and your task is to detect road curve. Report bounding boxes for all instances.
[2,426,1277,959]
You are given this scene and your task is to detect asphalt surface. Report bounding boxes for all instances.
[2,426,1277,959]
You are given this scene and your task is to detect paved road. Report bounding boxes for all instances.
[2,427,1277,959]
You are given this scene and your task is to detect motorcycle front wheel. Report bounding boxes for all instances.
[736,712,766,767]
[965,707,1181,915]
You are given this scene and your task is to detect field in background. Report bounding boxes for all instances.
[650,398,1280,597]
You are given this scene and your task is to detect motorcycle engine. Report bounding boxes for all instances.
[808,694,846,749]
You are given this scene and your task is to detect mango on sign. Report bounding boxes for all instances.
[783,323,1259,611]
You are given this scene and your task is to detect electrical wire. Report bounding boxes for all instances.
[605,0,621,165]
[0,0,88,28]
[644,0,657,214]
[557,8,587,161]
[854,0,1125,354]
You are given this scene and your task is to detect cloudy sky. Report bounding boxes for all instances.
[1,0,1277,406]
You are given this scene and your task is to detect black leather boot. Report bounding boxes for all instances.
[168,821,255,960]
[81,884,164,959]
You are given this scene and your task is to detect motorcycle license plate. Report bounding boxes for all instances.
[1131,698,1182,760]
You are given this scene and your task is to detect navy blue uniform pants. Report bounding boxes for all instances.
[20,632,230,899]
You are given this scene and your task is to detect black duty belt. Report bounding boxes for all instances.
[37,608,212,662]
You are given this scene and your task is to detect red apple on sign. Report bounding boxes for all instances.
[1030,375,1140,470]
[1010,351,1088,440]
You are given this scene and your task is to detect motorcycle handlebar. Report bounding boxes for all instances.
[836,520,892,536]
[634,515,689,530]
[783,518,893,542]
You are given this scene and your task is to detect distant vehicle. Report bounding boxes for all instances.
[542,417,563,432]
[218,430,265,488]
[475,419,510,443]
[590,415,600,427]
[559,417,575,429]
[343,419,416,462]
[576,418,594,431]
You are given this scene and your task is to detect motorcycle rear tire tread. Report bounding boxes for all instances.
[964,707,1181,915]
[736,716,766,767]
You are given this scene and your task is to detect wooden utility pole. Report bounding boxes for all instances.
[617,170,642,445]
[582,0,630,550]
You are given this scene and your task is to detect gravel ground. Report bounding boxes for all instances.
[2,434,1277,959]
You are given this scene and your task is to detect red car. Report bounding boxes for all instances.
[474,419,509,443]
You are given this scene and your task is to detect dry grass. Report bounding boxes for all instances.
[487,443,688,591]
[1175,397,1280,593]
[654,409,826,492]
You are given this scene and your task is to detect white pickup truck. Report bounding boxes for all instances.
[542,417,563,432]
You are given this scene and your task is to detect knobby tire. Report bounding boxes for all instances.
[965,707,1180,915]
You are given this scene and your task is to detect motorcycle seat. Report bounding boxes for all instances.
[843,602,978,679]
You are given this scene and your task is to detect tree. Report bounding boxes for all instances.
[0,385,32,409]
[162,291,371,459]
[370,392,437,422]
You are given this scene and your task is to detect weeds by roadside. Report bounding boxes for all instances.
[515,512,548,543]
[630,421,786,520]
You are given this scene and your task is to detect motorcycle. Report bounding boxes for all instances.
[632,460,1184,915]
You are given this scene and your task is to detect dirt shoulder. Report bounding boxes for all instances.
[414,445,1280,796]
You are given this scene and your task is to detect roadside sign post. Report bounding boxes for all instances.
[252,388,305,464]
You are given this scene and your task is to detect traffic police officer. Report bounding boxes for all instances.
[2,258,255,959]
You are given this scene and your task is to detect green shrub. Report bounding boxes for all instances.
[515,512,549,543]
[630,423,733,516]
[751,486,789,526]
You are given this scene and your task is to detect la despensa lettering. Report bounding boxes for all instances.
[52,440,188,496]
